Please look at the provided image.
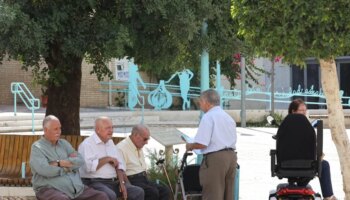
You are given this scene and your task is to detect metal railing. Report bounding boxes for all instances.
[11,82,40,133]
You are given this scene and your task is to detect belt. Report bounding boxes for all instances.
[204,148,235,156]
[82,177,118,182]
[127,171,147,179]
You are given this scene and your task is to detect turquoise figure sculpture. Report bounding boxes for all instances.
[166,69,194,110]
[148,80,172,110]
[128,62,146,110]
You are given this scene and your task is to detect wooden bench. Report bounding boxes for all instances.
[0,134,124,186]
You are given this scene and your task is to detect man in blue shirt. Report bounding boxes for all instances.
[186,89,237,200]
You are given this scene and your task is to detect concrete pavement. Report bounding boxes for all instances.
[0,127,346,199]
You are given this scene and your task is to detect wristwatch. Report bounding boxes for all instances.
[57,160,60,167]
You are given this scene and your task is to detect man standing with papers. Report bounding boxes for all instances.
[186,89,237,200]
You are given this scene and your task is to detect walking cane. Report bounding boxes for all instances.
[156,159,175,196]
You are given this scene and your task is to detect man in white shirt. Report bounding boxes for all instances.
[79,116,144,200]
[116,124,170,200]
[186,89,237,200]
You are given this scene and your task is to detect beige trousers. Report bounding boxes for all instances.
[199,150,237,200]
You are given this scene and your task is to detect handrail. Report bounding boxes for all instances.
[10,82,40,134]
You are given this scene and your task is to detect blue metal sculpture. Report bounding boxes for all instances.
[148,80,173,110]
[128,62,146,111]
[101,61,350,110]
[166,69,194,110]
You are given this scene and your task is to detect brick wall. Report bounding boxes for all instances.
[80,61,108,107]
[0,59,108,107]
[0,60,40,105]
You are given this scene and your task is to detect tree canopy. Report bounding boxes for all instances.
[231,0,350,64]
[231,0,350,197]
[0,0,247,134]
[116,0,244,83]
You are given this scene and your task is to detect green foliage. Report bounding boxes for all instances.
[117,0,242,84]
[231,0,350,64]
[0,1,45,66]
[146,148,179,196]
[114,92,125,107]
[218,52,269,88]
[267,112,284,127]
[0,0,130,86]
[0,0,262,90]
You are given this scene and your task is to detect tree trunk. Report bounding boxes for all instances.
[319,59,350,198]
[45,45,83,135]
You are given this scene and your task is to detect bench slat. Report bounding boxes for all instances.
[0,135,5,173]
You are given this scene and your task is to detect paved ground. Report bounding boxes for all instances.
[0,127,346,199]
[0,104,346,199]
[175,127,345,200]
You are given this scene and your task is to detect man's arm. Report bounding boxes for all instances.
[96,156,119,170]
[30,144,64,177]
[62,140,84,170]
[78,141,118,172]
[186,143,207,151]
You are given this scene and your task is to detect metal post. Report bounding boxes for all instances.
[200,21,209,119]
[21,162,26,179]
[240,57,246,127]
[32,109,35,134]
[216,61,223,107]
[141,97,144,124]
[200,21,209,92]
[14,84,17,116]
[216,61,221,89]
[271,58,275,114]
[108,61,113,107]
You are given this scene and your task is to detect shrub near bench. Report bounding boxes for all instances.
[0,134,124,186]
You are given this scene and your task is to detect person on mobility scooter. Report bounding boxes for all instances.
[269,113,323,200]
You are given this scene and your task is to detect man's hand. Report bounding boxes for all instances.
[48,160,73,168]
[186,143,207,151]
[59,160,74,168]
[97,156,119,170]
[186,143,193,151]
[108,157,119,168]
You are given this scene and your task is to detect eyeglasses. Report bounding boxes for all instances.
[139,134,150,142]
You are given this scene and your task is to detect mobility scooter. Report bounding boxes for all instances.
[268,114,323,200]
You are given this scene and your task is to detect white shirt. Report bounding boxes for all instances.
[78,133,125,179]
[194,106,237,154]
[116,137,147,176]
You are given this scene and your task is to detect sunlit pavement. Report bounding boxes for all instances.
[147,127,345,200]
[0,127,345,199]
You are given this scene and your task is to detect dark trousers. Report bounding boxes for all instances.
[128,172,170,200]
[82,178,118,200]
[82,178,144,200]
[319,160,334,198]
[36,186,108,200]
